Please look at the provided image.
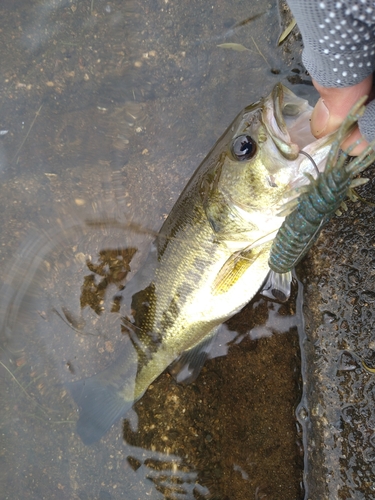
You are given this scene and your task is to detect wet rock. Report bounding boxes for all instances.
[298,165,375,499]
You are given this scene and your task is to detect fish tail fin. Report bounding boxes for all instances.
[261,270,292,302]
[67,375,132,445]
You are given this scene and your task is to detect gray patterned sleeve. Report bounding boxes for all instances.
[286,0,375,141]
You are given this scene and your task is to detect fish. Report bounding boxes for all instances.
[68,83,335,445]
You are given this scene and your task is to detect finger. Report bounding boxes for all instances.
[310,75,373,138]
[341,126,370,156]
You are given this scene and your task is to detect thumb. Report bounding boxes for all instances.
[310,76,373,154]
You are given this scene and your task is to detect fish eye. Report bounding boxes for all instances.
[231,135,257,161]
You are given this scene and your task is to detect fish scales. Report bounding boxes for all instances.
[68,84,336,444]
[131,168,264,399]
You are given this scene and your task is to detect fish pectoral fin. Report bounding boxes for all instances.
[67,375,132,445]
[169,328,219,384]
[213,247,262,295]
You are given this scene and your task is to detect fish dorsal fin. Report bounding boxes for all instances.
[121,283,162,366]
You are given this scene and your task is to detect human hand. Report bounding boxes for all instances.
[310,75,373,155]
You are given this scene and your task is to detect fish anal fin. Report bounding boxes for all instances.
[261,270,292,302]
[169,329,218,384]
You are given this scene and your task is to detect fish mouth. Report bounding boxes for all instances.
[271,83,289,136]
[263,83,305,160]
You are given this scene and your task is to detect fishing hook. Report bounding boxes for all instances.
[299,149,320,177]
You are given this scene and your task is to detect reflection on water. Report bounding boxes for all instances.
[0,0,309,498]
[125,446,210,499]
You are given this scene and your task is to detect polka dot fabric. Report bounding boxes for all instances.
[287,0,375,142]
[287,0,375,86]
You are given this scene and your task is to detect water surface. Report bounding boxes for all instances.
[0,1,312,498]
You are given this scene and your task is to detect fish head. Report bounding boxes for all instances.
[212,83,322,213]
[200,83,333,242]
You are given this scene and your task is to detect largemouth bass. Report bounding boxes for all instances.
[68,84,334,444]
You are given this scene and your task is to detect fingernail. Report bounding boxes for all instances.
[311,98,329,136]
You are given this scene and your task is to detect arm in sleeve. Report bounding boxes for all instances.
[359,100,375,143]
[287,0,375,141]
[286,0,375,87]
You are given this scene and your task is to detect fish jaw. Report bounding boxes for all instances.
[261,84,337,195]
[261,84,336,190]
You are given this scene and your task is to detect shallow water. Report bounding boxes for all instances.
[0,1,313,498]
